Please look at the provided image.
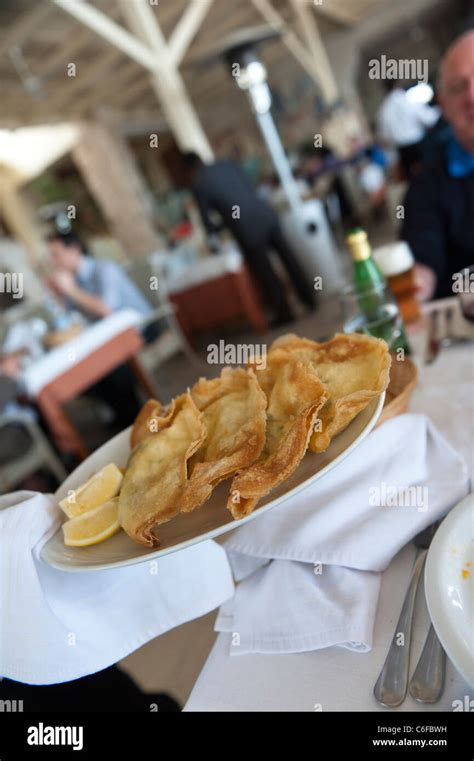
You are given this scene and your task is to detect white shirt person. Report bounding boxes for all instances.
[377,84,440,147]
[377,82,440,178]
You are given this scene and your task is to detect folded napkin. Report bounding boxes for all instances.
[0,491,234,685]
[216,414,468,655]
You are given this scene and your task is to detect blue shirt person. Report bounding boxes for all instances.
[402,31,474,301]
[46,232,154,431]
[47,233,152,321]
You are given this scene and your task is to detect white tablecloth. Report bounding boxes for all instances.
[166,247,243,296]
[185,316,474,712]
[21,309,142,397]
[185,544,471,712]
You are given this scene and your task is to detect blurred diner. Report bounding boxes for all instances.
[402,30,474,300]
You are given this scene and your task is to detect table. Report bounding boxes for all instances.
[184,303,474,712]
[166,248,268,341]
[21,310,156,460]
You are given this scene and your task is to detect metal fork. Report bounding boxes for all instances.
[442,306,455,347]
[425,311,441,365]
[373,522,440,707]
[442,305,471,348]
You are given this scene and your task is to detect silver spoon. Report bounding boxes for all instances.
[409,624,446,703]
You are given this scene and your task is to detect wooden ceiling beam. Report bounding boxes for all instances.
[250,0,327,90]
[244,0,341,106]
[47,47,123,110]
[70,60,144,112]
[167,0,215,66]
[312,0,359,26]
[104,71,152,109]
[98,108,168,138]
[52,0,213,159]
[289,0,339,103]
[35,6,125,81]
[0,1,52,58]
[51,0,159,73]
[37,26,94,79]
[122,34,288,113]
[131,0,189,33]
[117,0,213,158]
[183,1,262,65]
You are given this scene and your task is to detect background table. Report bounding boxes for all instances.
[21,310,156,459]
[185,307,474,712]
[166,248,268,341]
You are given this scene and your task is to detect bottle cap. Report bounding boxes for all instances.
[346,229,371,261]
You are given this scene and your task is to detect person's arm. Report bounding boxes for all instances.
[66,286,112,318]
[49,271,111,318]
[192,183,221,236]
[401,170,447,300]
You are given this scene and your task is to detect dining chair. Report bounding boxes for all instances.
[0,412,68,494]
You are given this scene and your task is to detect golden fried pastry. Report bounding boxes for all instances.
[130,394,193,449]
[228,358,328,519]
[268,333,391,453]
[179,368,267,513]
[130,398,161,448]
[119,393,205,547]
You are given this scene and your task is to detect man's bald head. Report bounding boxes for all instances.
[438,30,474,151]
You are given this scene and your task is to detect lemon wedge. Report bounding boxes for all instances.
[59,463,123,518]
[62,498,120,547]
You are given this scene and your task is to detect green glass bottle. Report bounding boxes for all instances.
[346,229,411,354]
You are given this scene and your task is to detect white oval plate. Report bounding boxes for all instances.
[41,393,385,573]
[425,493,474,687]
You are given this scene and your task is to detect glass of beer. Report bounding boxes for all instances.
[373,242,420,323]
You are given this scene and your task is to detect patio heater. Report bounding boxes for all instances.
[204,27,344,292]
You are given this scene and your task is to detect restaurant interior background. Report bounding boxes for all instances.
[0,0,473,713]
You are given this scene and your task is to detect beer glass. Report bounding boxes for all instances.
[373,242,420,323]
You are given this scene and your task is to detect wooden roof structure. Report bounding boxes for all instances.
[1,0,388,139]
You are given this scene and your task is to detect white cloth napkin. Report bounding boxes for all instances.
[216,414,469,656]
[0,491,234,685]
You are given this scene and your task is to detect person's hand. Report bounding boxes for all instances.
[0,353,22,378]
[413,262,437,302]
[49,270,76,297]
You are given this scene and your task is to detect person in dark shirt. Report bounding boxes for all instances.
[184,153,315,325]
[402,30,474,300]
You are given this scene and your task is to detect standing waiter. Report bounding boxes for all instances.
[184,153,315,325]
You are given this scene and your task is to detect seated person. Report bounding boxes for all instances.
[47,233,158,431]
[402,31,474,300]
[47,232,158,340]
